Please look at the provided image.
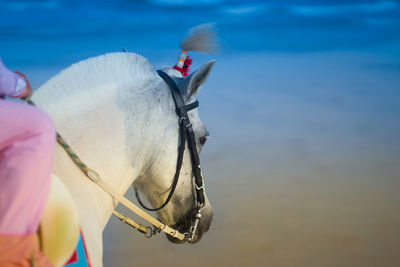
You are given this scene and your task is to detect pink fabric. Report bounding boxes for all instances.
[0,58,25,98]
[0,100,56,235]
[0,233,52,267]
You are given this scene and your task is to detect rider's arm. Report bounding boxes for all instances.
[0,58,32,99]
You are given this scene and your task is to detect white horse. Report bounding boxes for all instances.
[32,41,215,265]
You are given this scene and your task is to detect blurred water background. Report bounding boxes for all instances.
[1,0,400,266]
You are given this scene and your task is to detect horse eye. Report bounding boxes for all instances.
[199,136,208,145]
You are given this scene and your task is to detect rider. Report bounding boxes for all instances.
[0,58,54,266]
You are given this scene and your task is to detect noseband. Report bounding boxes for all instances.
[134,70,206,242]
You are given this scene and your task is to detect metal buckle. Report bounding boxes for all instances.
[188,209,202,242]
[144,227,153,238]
[179,116,192,128]
[183,232,190,243]
[195,183,204,190]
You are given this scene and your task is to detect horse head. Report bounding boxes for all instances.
[132,24,217,244]
[133,59,215,243]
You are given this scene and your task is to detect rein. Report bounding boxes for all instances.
[25,70,206,243]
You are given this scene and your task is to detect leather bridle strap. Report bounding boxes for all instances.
[134,120,186,211]
[155,70,206,242]
[184,118,205,206]
[135,70,203,211]
[156,70,205,208]
[176,100,199,115]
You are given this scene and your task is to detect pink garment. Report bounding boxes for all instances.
[0,100,56,235]
[0,59,55,267]
[0,57,54,235]
[0,232,52,266]
[0,58,26,98]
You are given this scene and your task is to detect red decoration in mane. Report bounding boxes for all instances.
[173,56,193,77]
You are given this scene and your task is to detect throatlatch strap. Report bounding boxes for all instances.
[134,121,186,211]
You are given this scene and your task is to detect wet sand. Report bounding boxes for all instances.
[104,174,400,267]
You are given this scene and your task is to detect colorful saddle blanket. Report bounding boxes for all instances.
[64,232,91,267]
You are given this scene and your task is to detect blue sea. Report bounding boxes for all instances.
[1,0,400,66]
[1,1,400,266]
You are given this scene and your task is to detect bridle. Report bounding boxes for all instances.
[135,70,206,242]
[25,69,207,243]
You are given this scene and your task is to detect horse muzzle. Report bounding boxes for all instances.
[166,208,213,244]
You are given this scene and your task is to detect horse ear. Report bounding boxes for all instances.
[186,60,216,98]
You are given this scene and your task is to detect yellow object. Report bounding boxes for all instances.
[39,174,80,267]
